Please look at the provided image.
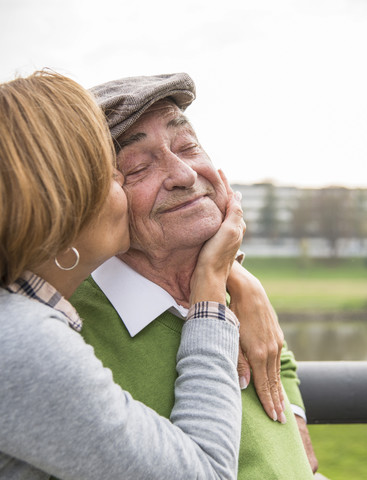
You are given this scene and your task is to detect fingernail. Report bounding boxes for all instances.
[272,410,277,422]
[279,412,287,424]
[239,376,248,390]
[234,191,242,201]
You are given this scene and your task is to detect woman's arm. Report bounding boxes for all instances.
[227,261,286,422]
[0,300,240,480]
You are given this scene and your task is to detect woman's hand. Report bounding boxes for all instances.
[190,171,246,306]
[227,261,286,423]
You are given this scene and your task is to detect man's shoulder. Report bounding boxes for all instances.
[71,276,110,309]
[70,276,120,330]
[73,275,101,296]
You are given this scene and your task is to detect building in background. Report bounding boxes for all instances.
[231,183,367,258]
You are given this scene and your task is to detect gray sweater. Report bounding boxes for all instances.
[0,289,241,479]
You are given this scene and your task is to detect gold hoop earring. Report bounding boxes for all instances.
[54,247,80,271]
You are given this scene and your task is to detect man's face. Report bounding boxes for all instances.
[116,100,227,256]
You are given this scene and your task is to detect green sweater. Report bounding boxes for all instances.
[72,277,313,479]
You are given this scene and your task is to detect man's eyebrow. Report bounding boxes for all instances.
[167,115,192,130]
[115,132,146,153]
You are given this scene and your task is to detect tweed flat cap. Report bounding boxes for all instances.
[90,73,196,141]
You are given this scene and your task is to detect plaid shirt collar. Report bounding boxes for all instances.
[6,271,82,332]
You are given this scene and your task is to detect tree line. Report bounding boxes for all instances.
[254,184,367,257]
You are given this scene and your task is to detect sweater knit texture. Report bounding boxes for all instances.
[71,276,314,479]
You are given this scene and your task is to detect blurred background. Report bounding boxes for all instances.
[1,0,366,478]
[235,182,367,362]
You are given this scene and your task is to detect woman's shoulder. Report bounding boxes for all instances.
[0,287,102,395]
[0,288,82,366]
[0,287,69,328]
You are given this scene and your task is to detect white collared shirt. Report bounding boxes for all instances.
[92,256,188,337]
[92,251,246,336]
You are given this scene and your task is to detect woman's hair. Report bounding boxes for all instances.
[0,70,115,286]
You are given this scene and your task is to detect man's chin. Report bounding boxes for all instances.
[185,218,222,247]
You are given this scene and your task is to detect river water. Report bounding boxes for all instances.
[279,314,367,361]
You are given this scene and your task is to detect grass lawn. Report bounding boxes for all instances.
[242,257,367,479]
[308,424,367,480]
[243,257,367,312]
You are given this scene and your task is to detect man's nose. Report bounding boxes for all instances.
[163,153,198,190]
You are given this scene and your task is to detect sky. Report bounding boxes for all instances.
[1,0,367,188]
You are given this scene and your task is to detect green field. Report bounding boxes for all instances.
[308,425,367,480]
[244,257,367,312]
[243,257,367,479]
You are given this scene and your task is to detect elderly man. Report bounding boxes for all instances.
[72,74,317,478]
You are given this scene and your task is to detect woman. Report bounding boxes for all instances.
[0,71,245,479]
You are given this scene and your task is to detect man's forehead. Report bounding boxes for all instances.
[115,100,196,152]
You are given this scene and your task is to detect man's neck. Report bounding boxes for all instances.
[118,247,201,308]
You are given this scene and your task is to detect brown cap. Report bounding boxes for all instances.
[90,73,196,141]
